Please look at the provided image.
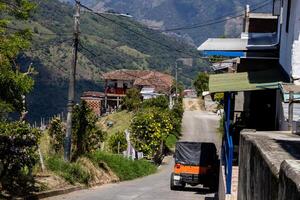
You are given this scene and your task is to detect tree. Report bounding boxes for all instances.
[193,72,209,97]
[48,117,65,153]
[0,1,41,195]
[0,0,36,119]
[72,101,106,159]
[0,121,41,194]
[141,95,169,110]
[130,108,173,160]
[122,88,141,111]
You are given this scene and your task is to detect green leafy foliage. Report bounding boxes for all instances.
[169,102,184,137]
[194,72,209,96]
[108,131,127,154]
[130,107,173,158]
[0,121,41,194]
[214,92,224,109]
[72,101,106,158]
[15,0,209,122]
[46,156,91,185]
[0,0,35,118]
[88,151,156,181]
[48,117,65,153]
[122,88,141,111]
[165,134,177,150]
[141,95,169,110]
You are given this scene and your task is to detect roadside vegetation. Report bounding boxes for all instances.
[0,1,184,197]
[88,151,156,181]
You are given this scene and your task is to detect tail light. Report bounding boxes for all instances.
[175,164,181,169]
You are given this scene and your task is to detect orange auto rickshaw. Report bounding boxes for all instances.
[170,141,219,191]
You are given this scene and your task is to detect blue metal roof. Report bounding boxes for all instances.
[203,51,245,57]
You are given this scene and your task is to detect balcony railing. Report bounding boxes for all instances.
[105,87,126,95]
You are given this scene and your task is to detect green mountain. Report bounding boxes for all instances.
[61,0,272,44]
[17,0,208,122]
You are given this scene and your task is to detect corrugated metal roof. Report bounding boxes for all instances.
[198,33,278,51]
[248,13,278,19]
[198,38,247,51]
[209,69,284,93]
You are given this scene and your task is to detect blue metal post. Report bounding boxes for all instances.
[225,92,233,194]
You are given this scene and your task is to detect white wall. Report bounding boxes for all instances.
[280,0,300,81]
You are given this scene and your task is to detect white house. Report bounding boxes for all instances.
[279,0,300,83]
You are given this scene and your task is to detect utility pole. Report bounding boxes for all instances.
[64,0,80,162]
[175,61,178,103]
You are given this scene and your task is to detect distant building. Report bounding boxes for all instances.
[81,91,102,117]
[81,69,174,115]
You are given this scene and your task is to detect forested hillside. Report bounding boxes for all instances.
[60,0,272,44]
[17,0,208,122]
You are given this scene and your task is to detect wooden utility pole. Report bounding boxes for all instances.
[175,61,178,103]
[64,0,80,162]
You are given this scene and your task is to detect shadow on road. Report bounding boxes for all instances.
[180,187,215,194]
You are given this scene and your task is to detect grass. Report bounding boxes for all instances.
[88,151,157,181]
[165,134,177,150]
[46,156,91,185]
[98,110,133,134]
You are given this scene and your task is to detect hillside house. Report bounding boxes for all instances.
[81,70,173,115]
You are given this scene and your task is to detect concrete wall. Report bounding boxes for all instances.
[238,131,300,200]
[279,160,300,200]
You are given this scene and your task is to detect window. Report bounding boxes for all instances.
[286,0,291,33]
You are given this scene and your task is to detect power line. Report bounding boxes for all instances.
[78,42,174,86]
[162,0,272,32]
[78,2,199,58]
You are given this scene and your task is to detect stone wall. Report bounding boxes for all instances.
[238,130,300,200]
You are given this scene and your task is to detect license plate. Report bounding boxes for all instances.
[174,175,181,181]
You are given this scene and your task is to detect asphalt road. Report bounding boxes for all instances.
[181,110,221,149]
[47,107,220,200]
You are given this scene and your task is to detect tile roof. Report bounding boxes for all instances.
[102,70,174,94]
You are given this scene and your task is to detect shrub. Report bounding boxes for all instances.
[72,101,106,158]
[48,117,65,153]
[194,72,209,96]
[108,131,127,154]
[165,102,184,138]
[130,107,173,159]
[165,134,177,150]
[0,121,41,193]
[46,156,91,185]
[141,95,169,109]
[88,151,156,181]
[121,88,141,111]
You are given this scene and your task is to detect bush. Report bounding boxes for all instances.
[165,134,177,150]
[88,151,156,181]
[141,95,169,109]
[0,121,41,193]
[108,131,127,154]
[169,102,184,137]
[130,107,173,159]
[72,101,106,158]
[194,72,209,96]
[48,117,65,153]
[46,156,91,185]
[121,88,141,111]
